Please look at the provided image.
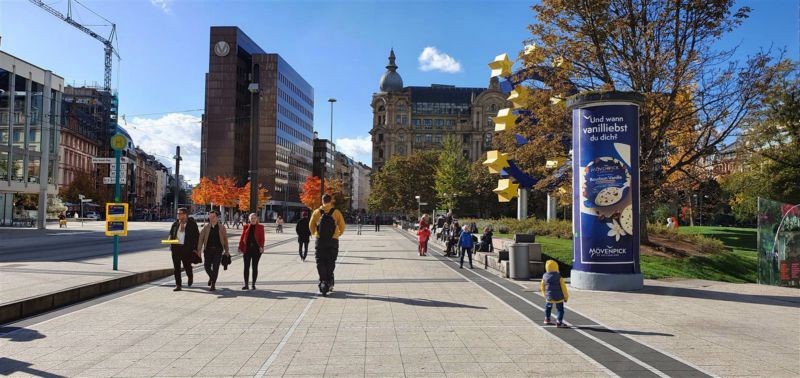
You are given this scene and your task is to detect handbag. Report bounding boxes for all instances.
[221,254,232,270]
[190,250,202,264]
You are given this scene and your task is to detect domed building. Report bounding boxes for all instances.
[369,49,507,172]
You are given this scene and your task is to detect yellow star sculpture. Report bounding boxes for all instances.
[483,150,509,174]
[493,108,518,132]
[488,53,514,78]
[494,179,519,202]
[507,86,530,109]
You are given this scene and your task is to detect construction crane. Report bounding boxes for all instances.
[29,0,120,92]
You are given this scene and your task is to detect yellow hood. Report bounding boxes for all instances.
[545,260,559,273]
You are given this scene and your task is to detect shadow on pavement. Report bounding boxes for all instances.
[638,285,800,308]
[192,288,486,309]
[575,326,674,337]
[0,357,64,377]
[0,327,46,342]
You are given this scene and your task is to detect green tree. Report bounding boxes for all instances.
[523,0,782,241]
[59,171,100,204]
[723,62,800,222]
[462,158,515,218]
[435,136,470,212]
[369,151,438,215]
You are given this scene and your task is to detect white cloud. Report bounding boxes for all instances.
[125,113,202,184]
[335,136,372,165]
[150,0,171,14]
[418,46,462,73]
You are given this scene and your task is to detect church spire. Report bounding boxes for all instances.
[386,48,398,71]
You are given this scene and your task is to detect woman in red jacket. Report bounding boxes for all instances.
[238,213,265,290]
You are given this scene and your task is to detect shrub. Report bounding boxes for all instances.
[461,218,573,239]
[647,223,726,254]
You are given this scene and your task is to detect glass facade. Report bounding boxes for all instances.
[275,56,313,219]
[0,54,63,226]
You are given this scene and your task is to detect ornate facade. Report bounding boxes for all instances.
[370,49,507,171]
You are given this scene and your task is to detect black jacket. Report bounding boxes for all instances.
[296,216,311,241]
[169,218,199,252]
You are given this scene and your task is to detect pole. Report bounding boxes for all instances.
[113,149,121,270]
[174,146,181,216]
[517,188,528,220]
[249,65,261,215]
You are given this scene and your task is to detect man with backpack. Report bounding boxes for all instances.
[309,194,346,296]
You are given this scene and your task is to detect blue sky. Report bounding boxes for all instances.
[1,0,797,183]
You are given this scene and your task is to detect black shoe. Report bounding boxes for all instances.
[470,265,474,269]
[188,277,193,287]
[173,286,182,291]
[210,285,216,291]
[242,285,249,290]
[459,266,463,269]
[251,285,256,290]
[208,279,212,286]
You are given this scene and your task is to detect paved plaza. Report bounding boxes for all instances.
[0,226,798,377]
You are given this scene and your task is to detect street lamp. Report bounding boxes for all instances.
[328,98,337,142]
[415,195,421,220]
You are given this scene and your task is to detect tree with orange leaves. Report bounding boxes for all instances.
[190,177,214,206]
[300,176,347,211]
[238,181,271,212]
[208,176,241,209]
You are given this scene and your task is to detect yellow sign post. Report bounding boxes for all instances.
[105,203,128,236]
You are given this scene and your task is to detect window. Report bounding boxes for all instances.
[378,133,383,142]
[416,135,423,143]
[484,133,492,144]
[463,134,471,143]
[434,134,442,143]
[401,115,408,125]
[378,105,385,112]
[396,115,401,125]
[378,148,384,158]
[463,150,470,159]
[426,134,432,143]
[399,134,405,142]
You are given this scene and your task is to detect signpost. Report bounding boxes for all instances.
[108,133,128,270]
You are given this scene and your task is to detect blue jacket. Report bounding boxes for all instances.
[458,231,474,248]
[540,260,569,303]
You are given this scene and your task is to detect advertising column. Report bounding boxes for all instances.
[568,92,644,291]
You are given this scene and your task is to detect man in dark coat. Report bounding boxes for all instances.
[296,210,311,261]
[168,208,200,291]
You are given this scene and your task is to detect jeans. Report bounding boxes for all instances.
[460,247,472,267]
[243,252,262,285]
[545,302,565,323]
[298,240,309,260]
[171,248,193,287]
[315,239,339,286]
[203,248,222,285]
[357,224,362,235]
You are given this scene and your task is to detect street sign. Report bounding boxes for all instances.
[105,220,128,236]
[419,202,428,206]
[109,163,127,172]
[92,157,132,164]
[103,176,127,184]
[81,199,93,203]
[110,133,128,151]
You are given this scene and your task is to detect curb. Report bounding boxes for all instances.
[0,268,173,325]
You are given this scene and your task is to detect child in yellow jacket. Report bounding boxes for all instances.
[540,260,569,328]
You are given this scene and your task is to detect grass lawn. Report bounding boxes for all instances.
[678,226,757,253]
[496,228,758,283]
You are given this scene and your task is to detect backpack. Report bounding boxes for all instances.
[317,207,338,240]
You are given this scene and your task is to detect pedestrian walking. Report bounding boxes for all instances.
[458,224,474,269]
[417,214,431,256]
[276,215,285,233]
[198,210,230,291]
[238,213,265,290]
[374,214,380,232]
[356,214,363,235]
[168,208,200,291]
[58,212,67,228]
[233,211,241,229]
[309,194,346,296]
[541,260,569,328]
[296,210,311,262]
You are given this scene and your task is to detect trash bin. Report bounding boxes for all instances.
[509,243,531,280]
